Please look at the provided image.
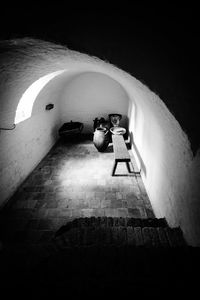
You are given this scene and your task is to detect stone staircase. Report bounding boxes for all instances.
[52,216,186,249]
[1,217,200,298]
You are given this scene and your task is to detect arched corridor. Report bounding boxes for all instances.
[0,38,200,249]
[0,4,200,295]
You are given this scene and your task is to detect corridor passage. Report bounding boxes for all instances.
[0,134,154,245]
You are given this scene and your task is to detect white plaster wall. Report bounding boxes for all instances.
[60,72,129,133]
[0,38,200,246]
[0,75,62,207]
[128,88,193,229]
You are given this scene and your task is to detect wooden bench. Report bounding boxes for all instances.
[111,134,140,176]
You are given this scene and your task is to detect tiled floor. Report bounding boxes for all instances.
[0,134,154,245]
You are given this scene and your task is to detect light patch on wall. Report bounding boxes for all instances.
[14,70,66,124]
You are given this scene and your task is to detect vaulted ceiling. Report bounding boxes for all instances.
[0,4,199,152]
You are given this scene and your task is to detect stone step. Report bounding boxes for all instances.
[1,217,186,266]
[53,217,186,250]
[55,217,168,237]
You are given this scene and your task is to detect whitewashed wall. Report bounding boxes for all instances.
[0,77,62,206]
[127,86,193,234]
[60,72,129,133]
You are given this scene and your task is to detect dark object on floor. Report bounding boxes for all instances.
[93,127,110,152]
[112,134,140,176]
[93,117,110,131]
[59,121,84,138]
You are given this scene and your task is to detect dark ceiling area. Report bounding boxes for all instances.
[0,4,200,152]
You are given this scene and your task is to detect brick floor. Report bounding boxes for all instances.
[0,134,154,244]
